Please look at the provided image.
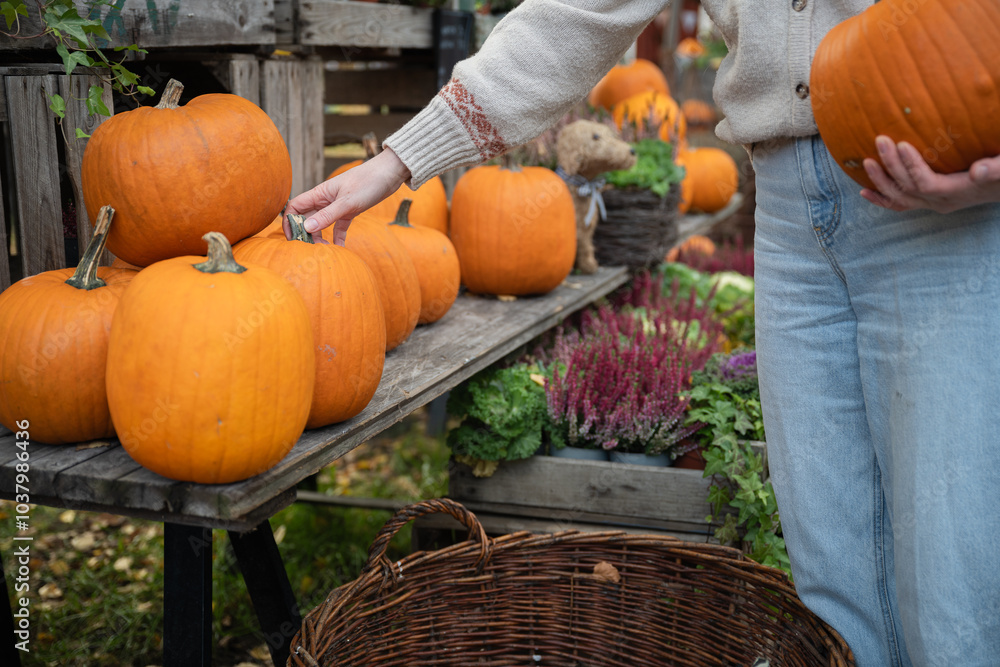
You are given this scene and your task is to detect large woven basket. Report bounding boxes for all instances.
[593,183,681,272]
[289,499,854,666]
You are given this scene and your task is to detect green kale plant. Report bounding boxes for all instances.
[684,351,790,574]
[604,138,685,197]
[446,363,552,476]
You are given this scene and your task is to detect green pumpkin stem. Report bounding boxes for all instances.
[194,232,247,274]
[500,152,522,173]
[65,205,114,290]
[156,79,184,110]
[362,132,380,159]
[390,199,414,227]
[287,214,315,243]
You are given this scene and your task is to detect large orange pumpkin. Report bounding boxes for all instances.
[811,0,1000,190]
[0,207,133,444]
[449,159,576,296]
[680,99,717,127]
[82,79,292,267]
[677,147,739,214]
[233,216,386,428]
[612,91,687,146]
[344,212,422,351]
[328,134,450,235]
[588,59,670,110]
[387,199,461,324]
[106,232,314,484]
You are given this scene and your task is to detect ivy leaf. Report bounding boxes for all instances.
[43,4,93,48]
[111,62,140,88]
[137,85,155,97]
[85,85,110,117]
[56,43,94,76]
[47,93,66,119]
[75,128,90,139]
[1,1,28,30]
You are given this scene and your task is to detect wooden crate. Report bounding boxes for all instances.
[0,0,275,51]
[448,455,719,536]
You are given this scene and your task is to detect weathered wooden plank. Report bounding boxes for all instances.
[6,75,65,278]
[22,441,115,491]
[0,159,10,292]
[59,74,115,265]
[273,0,297,46]
[299,0,435,49]
[262,58,306,197]
[324,68,437,107]
[0,267,628,525]
[301,56,326,192]
[325,111,414,145]
[0,0,276,51]
[449,456,717,528]
[208,54,261,106]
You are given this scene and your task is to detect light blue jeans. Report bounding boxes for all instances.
[752,135,1000,667]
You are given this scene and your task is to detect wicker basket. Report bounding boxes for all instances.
[593,184,681,272]
[289,499,854,666]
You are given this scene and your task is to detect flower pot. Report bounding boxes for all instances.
[672,446,706,470]
[550,445,609,461]
[608,451,671,467]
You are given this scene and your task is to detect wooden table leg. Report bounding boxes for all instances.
[229,522,301,667]
[0,549,23,667]
[163,523,213,667]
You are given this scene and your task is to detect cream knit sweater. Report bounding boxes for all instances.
[385,0,873,188]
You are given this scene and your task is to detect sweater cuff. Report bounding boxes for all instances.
[384,95,484,189]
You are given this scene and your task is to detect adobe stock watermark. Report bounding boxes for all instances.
[11,420,33,653]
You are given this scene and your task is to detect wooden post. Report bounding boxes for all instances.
[5,75,64,278]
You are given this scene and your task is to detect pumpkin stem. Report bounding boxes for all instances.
[389,199,414,227]
[500,152,522,173]
[194,232,248,274]
[287,214,315,243]
[156,79,184,109]
[361,132,380,159]
[65,205,114,290]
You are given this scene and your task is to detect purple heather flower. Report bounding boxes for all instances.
[720,350,757,381]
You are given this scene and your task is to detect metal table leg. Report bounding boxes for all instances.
[229,522,301,667]
[163,523,213,667]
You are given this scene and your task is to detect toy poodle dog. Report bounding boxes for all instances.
[556,120,636,274]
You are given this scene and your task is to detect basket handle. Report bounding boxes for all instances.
[362,498,491,580]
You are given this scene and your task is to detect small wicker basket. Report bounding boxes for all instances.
[288,499,854,666]
[594,183,681,272]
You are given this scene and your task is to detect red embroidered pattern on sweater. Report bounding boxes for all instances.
[439,78,507,161]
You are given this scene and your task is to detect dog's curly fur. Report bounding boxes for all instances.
[556,120,636,274]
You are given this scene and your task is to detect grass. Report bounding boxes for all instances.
[1,410,451,666]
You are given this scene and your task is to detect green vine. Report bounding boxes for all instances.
[1,0,154,136]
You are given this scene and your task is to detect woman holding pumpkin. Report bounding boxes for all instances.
[288,1,1000,665]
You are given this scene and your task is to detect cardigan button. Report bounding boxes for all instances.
[792,0,807,11]
[795,83,809,99]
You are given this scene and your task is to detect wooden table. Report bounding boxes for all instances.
[0,266,628,667]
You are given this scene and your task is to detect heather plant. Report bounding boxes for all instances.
[545,321,702,455]
[669,235,755,277]
[653,263,756,349]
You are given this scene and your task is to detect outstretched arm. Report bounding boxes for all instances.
[288,0,668,243]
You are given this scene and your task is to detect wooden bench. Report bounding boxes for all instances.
[0,267,629,667]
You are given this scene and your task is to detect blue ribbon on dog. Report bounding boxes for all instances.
[556,166,607,227]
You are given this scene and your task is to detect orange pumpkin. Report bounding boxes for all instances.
[675,37,706,59]
[449,159,576,296]
[387,199,461,324]
[677,147,739,214]
[674,151,694,214]
[0,207,132,444]
[254,214,285,239]
[110,257,142,271]
[612,91,687,146]
[345,212,422,351]
[106,232,314,484]
[234,217,386,428]
[588,58,670,110]
[82,79,292,267]
[666,234,716,262]
[680,99,717,127]
[811,0,1000,190]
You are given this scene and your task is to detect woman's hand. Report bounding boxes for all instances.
[285,147,411,245]
[860,135,1000,214]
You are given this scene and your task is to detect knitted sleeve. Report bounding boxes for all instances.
[384,0,669,188]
